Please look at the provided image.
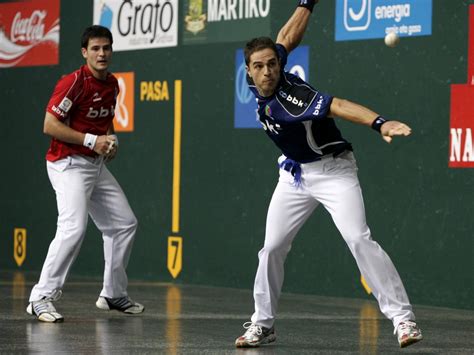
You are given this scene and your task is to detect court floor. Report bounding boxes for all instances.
[0,271,472,354]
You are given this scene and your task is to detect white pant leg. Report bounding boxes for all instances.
[251,168,319,328]
[88,164,137,299]
[29,156,98,302]
[308,152,415,328]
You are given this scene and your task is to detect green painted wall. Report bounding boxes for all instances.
[1,0,472,310]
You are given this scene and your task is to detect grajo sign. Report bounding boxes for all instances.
[93,0,178,51]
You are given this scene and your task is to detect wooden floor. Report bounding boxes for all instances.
[1,271,473,354]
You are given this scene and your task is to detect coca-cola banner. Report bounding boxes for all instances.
[0,0,60,68]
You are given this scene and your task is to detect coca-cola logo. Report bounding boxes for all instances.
[11,10,47,43]
[0,0,60,68]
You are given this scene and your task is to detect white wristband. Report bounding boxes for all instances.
[83,133,98,150]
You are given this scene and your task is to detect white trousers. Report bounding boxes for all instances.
[251,152,414,330]
[29,155,138,302]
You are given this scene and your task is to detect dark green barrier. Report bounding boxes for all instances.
[0,0,472,310]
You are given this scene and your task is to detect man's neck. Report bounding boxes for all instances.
[87,64,108,80]
[257,88,275,98]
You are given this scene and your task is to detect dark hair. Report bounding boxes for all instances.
[244,37,278,65]
[81,25,113,49]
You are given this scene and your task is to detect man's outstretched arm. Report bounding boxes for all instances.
[329,97,412,144]
[276,1,318,53]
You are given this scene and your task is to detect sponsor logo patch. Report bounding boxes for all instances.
[58,97,72,112]
[265,105,272,117]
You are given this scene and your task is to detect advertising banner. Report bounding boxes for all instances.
[469,5,474,85]
[93,0,178,51]
[113,72,135,132]
[449,5,474,168]
[0,0,60,68]
[183,0,271,45]
[335,0,432,41]
[449,85,474,168]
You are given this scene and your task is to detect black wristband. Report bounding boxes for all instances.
[371,116,389,133]
[298,0,317,13]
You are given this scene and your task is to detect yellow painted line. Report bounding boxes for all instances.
[172,80,182,233]
[166,285,182,352]
[359,303,379,353]
[361,275,372,295]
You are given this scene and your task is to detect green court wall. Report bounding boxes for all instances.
[0,0,472,310]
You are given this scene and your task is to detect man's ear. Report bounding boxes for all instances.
[81,47,87,59]
[246,65,251,78]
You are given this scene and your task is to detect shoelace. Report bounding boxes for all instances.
[243,322,263,336]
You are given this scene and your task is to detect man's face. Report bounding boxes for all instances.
[246,48,281,97]
[81,37,112,78]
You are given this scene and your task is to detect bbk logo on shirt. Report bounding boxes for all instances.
[86,105,115,118]
[312,97,324,116]
[51,105,66,118]
[279,91,305,108]
[260,118,281,135]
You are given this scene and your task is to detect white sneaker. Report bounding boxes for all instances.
[26,290,64,323]
[96,296,144,314]
[396,320,423,348]
[235,322,276,348]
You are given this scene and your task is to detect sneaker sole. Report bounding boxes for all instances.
[26,303,64,323]
[400,336,423,348]
[121,307,145,314]
[37,314,64,323]
[235,334,276,348]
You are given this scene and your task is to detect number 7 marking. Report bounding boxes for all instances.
[167,236,182,279]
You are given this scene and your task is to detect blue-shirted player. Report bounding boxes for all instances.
[235,0,423,349]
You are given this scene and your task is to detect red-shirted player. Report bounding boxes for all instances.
[26,26,144,322]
